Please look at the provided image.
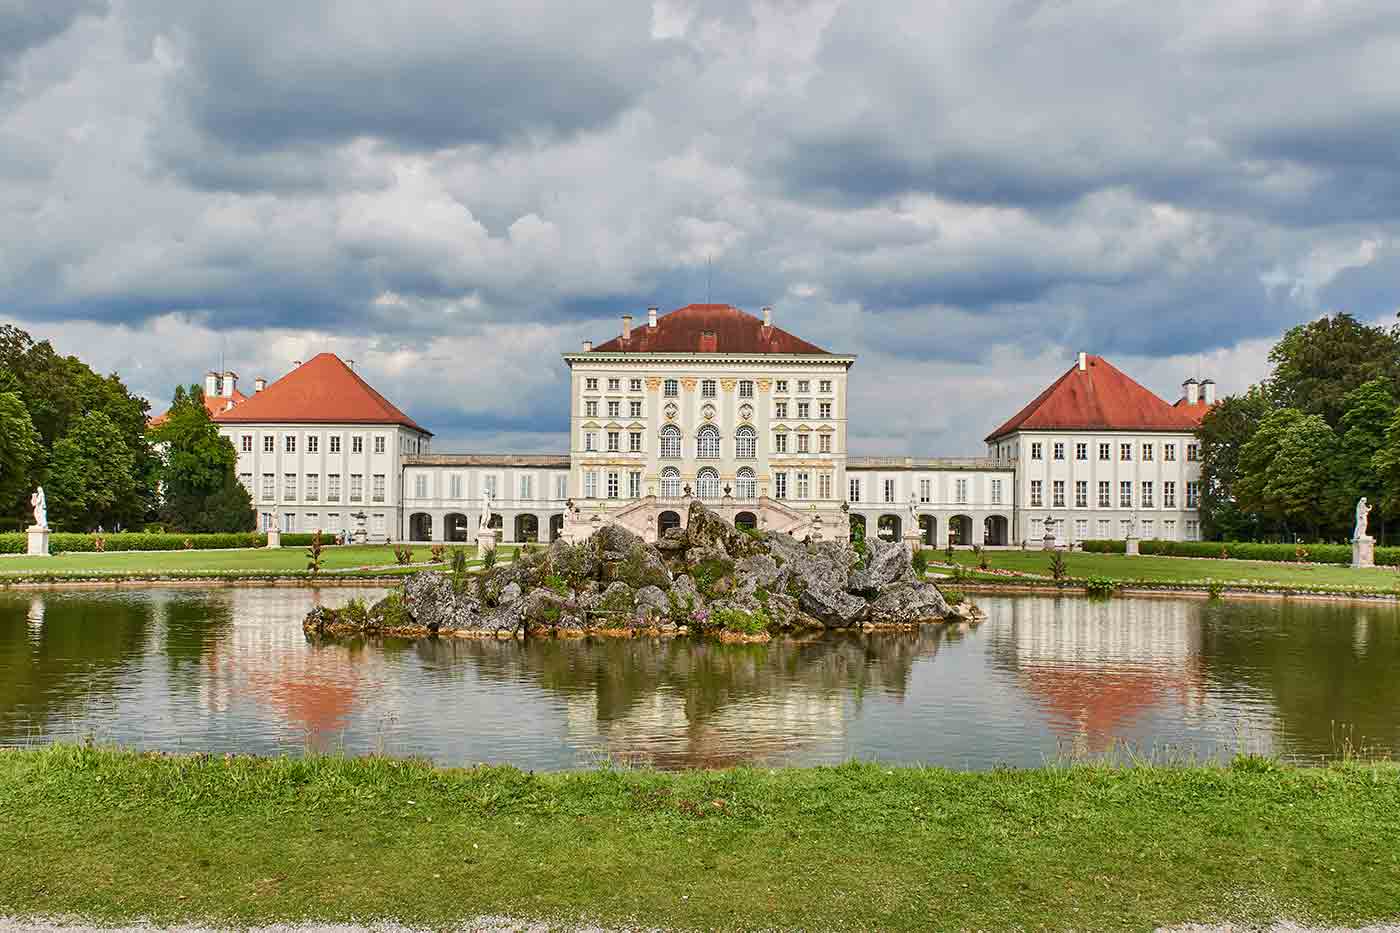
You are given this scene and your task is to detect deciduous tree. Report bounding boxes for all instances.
[151,385,254,533]
[45,411,137,531]
[0,391,42,525]
[1197,387,1273,540]
[1265,313,1400,427]
[1263,414,1338,540]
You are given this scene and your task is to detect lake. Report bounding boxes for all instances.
[2,587,1396,770]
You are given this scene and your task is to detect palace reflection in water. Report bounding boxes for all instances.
[2,588,1397,769]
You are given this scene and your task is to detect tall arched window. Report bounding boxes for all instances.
[735,425,756,459]
[697,468,720,500]
[659,425,682,459]
[736,467,756,500]
[660,467,681,498]
[697,425,721,459]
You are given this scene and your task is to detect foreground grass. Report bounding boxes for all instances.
[948,548,1400,590]
[2,747,1398,930]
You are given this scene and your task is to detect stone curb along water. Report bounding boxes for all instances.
[304,500,981,640]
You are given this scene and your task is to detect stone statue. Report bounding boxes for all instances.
[1355,497,1372,540]
[479,491,494,529]
[30,487,47,528]
[908,492,918,522]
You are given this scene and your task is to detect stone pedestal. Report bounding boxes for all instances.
[1352,535,1375,569]
[266,529,281,549]
[1041,533,1056,551]
[1125,536,1139,556]
[27,525,50,556]
[904,531,922,552]
[476,527,499,555]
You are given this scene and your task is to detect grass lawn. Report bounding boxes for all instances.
[1,746,1397,930]
[0,543,522,578]
[946,548,1400,590]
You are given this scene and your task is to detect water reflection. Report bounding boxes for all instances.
[0,588,1397,769]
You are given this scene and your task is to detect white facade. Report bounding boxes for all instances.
[844,458,1017,547]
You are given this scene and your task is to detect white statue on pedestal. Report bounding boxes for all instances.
[479,491,494,529]
[30,487,47,529]
[1355,497,1372,540]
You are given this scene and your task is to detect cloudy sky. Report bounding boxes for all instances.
[3,0,1398,454]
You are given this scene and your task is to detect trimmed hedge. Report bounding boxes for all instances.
[1079,538,1400,567]
[0,532,283,555]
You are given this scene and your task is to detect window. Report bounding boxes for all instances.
[303,513,319,532]
[284,473,297,500]
[585,400,598,417]
[956,478,969,504]
[736,426,757,459]
[991,479,1002,505]
[819,472,832,499]
[776,379,788,394]
[736,467,756,499]
[739,380,754,398]
[775,402,789,419]
[629,431,642,453]
[263,435,275,453]
[1120,443,1132,461]
[584,431,597,452]
[1142,443,1153,461]
[283,513,297,533]
[1187,443,1200,462]
[795,471,810,499]
[629,400,642,418]
[1099,442,1110,461]
[1186,481,1200,508]
[1052,480,1065,508]
[285,435,297,454]
[1120,481,1132,508]
[774,432,788,453]
[1164,443,1176,462]
[661,467,681,497]
[555,475,568,500]
[350,474,363,502]
[697,468,721,499]
[919,478,931,503]
[1120,519,1132,538]
[797,433,810,453]
[520,475,533,500]
[1185,520,1199,540]
[607,430,620,452]
[606,472,620,499]
[484,475,498,498]
[819,401,832,419]
[239,472,252,492]
[413,474,427,498]
[606,400,620,418]
[820,434,832,453]
[697,425,721,459]
[449,474,462,499]
[372,474,385,502]
[1164,481,1176,508]
[1031,442,1043,460]
[849,478,862,503]
[306,474,319,500]
[1141,518,1154,538]
[1142,481,1154,507]
[1075,480,1088,508]
[628,471,641,499]
[1164,519,1177,540]
[241,435,253,453]
[260,474,274,500]
[820,379,832,393]
[1098,481,1111,508]
[1030,480,1043,507]
[660,426,682,458]
[1075,519,1088,540]
[701,379,716,398]
[797,401,810,419]
[374,436,385,455]
[884,479,896,503]
[608,378,620,391]
[307,436,319,454]
[1053,442,1065,461]
[1097,519,1111,538]
[585,471,598,498]
[797,380,810,393]
[664,379,679,397]
[330,435,341,454]
[585,377,598,391]
[774,471,788,500]
[630,378,642,392]
[352,436,363,454]
[1076,443,1087,461]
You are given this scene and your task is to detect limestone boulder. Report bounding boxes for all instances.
[634,585,671,623]
[867,582,951,625]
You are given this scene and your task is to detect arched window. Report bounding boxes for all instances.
[697,425,721,459]
[659,425,682,459]
[735,425,756,459]
[736,467,756,500]
[697,468,721,500]
[660,467,681,498]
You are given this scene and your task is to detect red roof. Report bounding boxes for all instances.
[213,353,431,434]
[591,304,830,354]
[986,355,1206,441]
[148,389,247,428]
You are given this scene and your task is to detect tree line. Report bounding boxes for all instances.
[1198,313,1400,543]
[0,325,253,533]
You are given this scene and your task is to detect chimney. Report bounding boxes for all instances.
[254,377,266,393]
[292,360,303,369]
[762,306,772,327]
[582,340,593,352]
[204,371,218,397]
[648,306,658,328]
[1201,378,1216,405]
[222,371,238,397]
[345,359,355,371]
[1182,377,1200,406]
[622,314,633,340]
[1077,352,1087,372]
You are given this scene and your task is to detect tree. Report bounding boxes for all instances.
[1263,415,1338,540]
[1234,407,1306,533]
[1371,408,1400,520]
[45,411,137,531]
[1265,313,1400,427]
[1197,387,1273,540]
[1331,379,1394,538]
[0,391,42,526]
[151,385,254,533]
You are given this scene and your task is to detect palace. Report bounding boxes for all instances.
[195,303,1210,546]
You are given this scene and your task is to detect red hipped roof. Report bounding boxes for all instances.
[591,304,830,354]
[148,388,247,428]
[213,353,431,434]
[986,355,1206,441]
